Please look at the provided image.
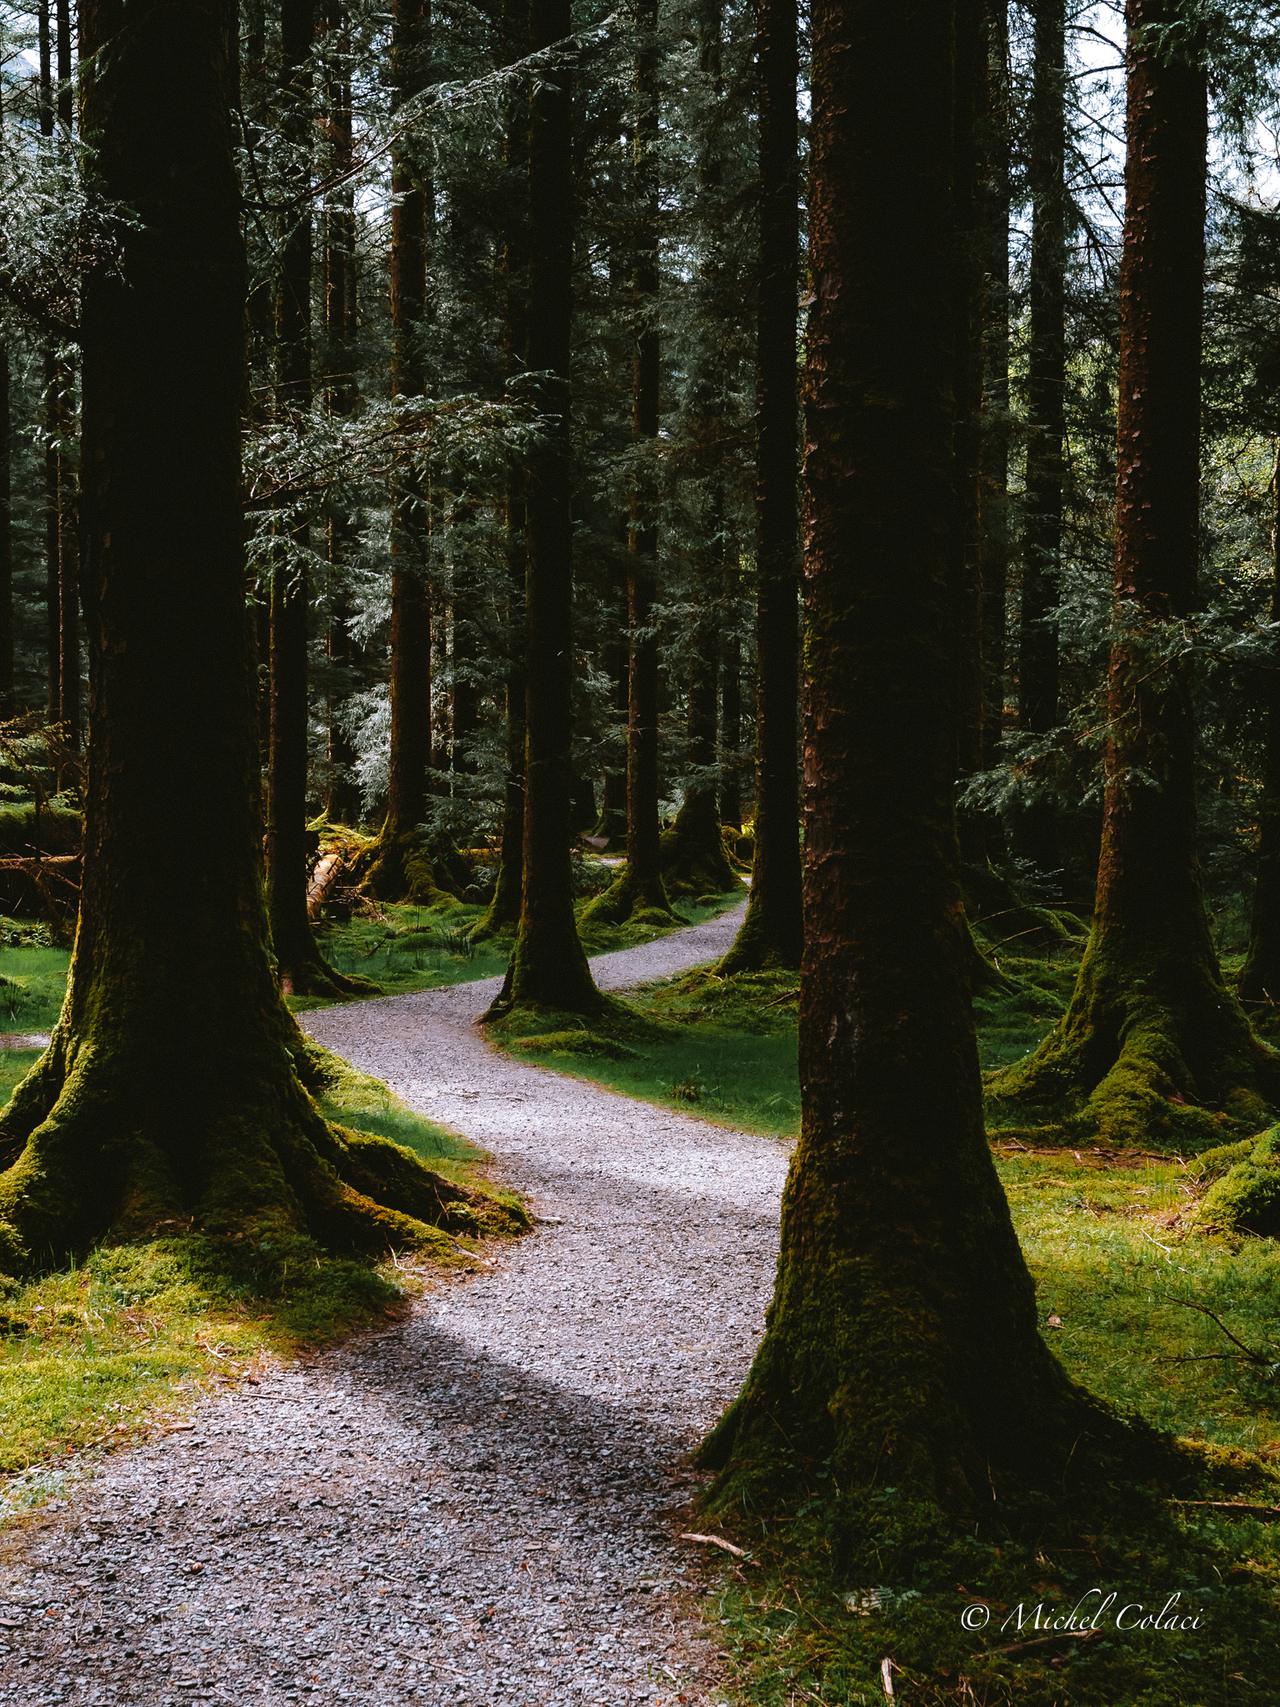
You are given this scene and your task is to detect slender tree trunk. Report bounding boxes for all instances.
[718,0,802,971]
[719,609,743,827]
[663,0,734,897]
[589,0,674,925]
[322,0,363,825]
[368,0,441,900]
[1016,0,1067,875]
[0,76,13,716]
[992,0,1278,1147]
[39,4,59,722]
[1241,453,1280,1004]
[54,0,80,753]
[703,0,1103,1518]
[594,584,629,846]
[951,0,985,854]
[475,0,530,938]
[488,0,601,1015]
[979,0,1011,773]
[0,0,492,1270]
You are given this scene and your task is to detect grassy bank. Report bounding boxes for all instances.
[0,1053,516,1509]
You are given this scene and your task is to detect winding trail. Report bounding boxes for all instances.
[0,902,789,1706]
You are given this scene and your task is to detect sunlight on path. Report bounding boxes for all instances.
[0,900,787,1706]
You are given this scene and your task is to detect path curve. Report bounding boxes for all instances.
[0,902,789,1706]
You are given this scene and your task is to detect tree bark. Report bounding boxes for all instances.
[488,0,602,1014]
[266,0,358,995]
[663,0,734,898]
[1016,0,1067,875]
[0,75,12,716]
[992,0,1278,1147]
[322,0,363,826]
[718,0,802,971]
[703,0,1103,1517]
[368,0,441,900]
[474,0,531,938]
[0,0,490,1271]
[1241,453,1280,1004]
[979,0,1011,773]
[719,608,743,827]
[54,0,80,753]
[38,4,59,723]
[588,0,674,926]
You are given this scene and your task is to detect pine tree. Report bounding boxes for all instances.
[718,0,802,972]
[992,0,1280,1147]
[0,0,487,1269]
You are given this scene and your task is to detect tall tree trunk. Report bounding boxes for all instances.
[368,0,441,900]
[718,0,802,971]
[703,0,1103,1518]
[39,3,59,723]
[950,0,985,856]
[475,0,531,938]
[979,0,1010,773]
[594,579,629,846]
[663,0,734,897]
[1241,453,1280,1004]
[488,0,601,1015]
[0,74,13,716]
[589,0,674,925]
[992,0,1278,1147]
[0,0,488,1271]
[322,0,363,825]
[719,608,743,827]
[1016,0,1067,875]
[54,0,80,753]
[266,0,365,995]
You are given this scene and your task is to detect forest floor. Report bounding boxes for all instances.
[0,901,768,1705]
[4,909,1280,1702]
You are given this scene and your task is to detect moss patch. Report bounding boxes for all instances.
[0,1043,525,1495]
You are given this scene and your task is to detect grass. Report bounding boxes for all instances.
[289,879,746,1013]
[0,1046,512,1507]
[496,937,1280,1705]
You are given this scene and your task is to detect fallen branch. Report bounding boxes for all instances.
[678,1530,748,1560]
[987,1628,1102,1659]
[1171,1499,1280,1521]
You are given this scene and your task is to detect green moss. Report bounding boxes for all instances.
[1198,1124,1280,1236]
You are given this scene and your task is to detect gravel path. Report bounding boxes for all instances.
[0,902,789,1706]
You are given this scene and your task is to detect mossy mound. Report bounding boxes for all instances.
[1197,1124,1280,1237]
[509,1028,640,1061]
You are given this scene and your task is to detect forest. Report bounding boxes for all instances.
[3,0,1280,1702]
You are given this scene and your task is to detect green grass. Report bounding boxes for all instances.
[0,927,71,1033]
[289,882,747,1012]
[0,1046,515,1503]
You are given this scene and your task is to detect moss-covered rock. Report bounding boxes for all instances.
[1198,1125,1280,1237]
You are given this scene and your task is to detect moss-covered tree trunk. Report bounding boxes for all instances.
[267,0,366,997]
[367,0,441,903]
[704,0,1101,1516]
[991,0,1278,1149]
[0,0,485,1272]
[38,4,60,726]
[718,0,802,973]
[662,0,735,901]
[487,0,602,1016]
[1240,452,1280,1004]
[1015,0,1067,878]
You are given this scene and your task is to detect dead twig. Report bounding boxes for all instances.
[678,1530,749,1560]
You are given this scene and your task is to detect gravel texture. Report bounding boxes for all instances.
[0,901,789,1706]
